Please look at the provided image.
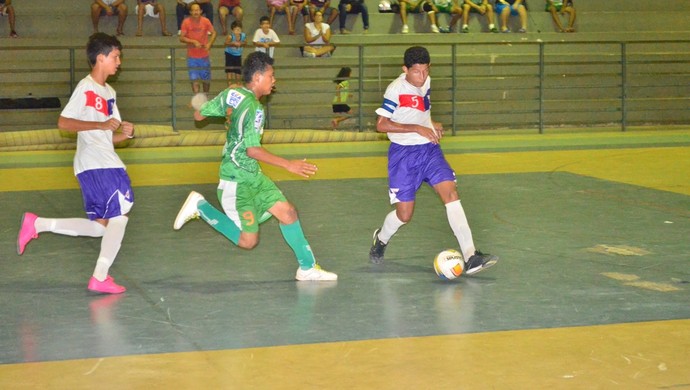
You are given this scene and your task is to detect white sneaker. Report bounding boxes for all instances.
[173,191,204,230]
[296,264,338,281]
[431,24,440,33]
[401,25,409,34]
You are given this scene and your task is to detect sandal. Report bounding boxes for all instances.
[136,30,143,37]
[10,30,18,38]
[162,30,172,36]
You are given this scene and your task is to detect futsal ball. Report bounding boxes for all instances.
[433,249,464,280]
[190,92,208,111]
[378,1,392,12]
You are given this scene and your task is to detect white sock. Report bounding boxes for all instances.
[445,200,476,260]
[35,217,106,237]
[378,210,406,244]
[92,216,128,281]
[489,23,495,29]
[463,24,469,29]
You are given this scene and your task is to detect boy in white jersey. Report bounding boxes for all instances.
[17,33,135,294]
[369,46,498,275]
[173,51,337,282]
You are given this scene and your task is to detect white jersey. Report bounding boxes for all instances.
[253,28,280,58]
[60,75,125,175]
[375,73,434,145]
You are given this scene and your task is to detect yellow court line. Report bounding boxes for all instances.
[1,319,688,389]
[2,146,689,195]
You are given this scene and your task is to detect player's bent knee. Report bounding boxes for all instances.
[270,202,298,224]
[397,211,413,223]
[238,234,259,249]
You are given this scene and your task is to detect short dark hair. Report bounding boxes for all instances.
[231,20,242,30]
[86,32,122,67]
[242,51,274,84]
[259,16,270,24]
[403,46,430,69]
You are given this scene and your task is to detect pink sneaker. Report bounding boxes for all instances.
[88,276,127,294]
[17,212,39,255]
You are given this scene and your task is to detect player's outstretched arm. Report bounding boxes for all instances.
[247,146,317,178]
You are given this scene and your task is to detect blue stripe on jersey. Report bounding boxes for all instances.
[380,98,398,114]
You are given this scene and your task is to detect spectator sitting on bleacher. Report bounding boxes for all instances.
[267,0,295,35]
[450,0,498,33]
[0,0,17,38]
[136,0,172,36]
[429,0,462,33]
[291,0,310,32]
[0,0,16,38]
[91,0,128,36]
[495,0,527,33]
[309,0,339,25]
[219,0,243,36]
[546,0,575,32]
[337,0,369,34]
[302,10,335,57]
[176,0,214,35]
[399,0,439,34]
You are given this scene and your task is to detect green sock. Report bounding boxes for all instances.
[279,220,316,270]
[197,200,240,245]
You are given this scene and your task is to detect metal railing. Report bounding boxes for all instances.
[1,40,688,134]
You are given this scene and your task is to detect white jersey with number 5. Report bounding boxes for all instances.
[375,72,434,145]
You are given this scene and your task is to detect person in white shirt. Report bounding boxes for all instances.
[253,16,280,58]
[369,46,499,276]
[302,11,335,57]
[17,33,136,294]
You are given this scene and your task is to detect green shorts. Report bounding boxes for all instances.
[403,0,426,13]
[546,2,564,11]
[434,3,454,13]
[217,173,286,233]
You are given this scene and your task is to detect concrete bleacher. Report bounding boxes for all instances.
[2,0,690,39]
[1,0,689,137]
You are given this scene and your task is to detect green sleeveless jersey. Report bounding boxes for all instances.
[200,87,265,179]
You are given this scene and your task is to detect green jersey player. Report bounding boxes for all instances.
[173,51,337,281]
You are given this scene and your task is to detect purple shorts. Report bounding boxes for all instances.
[387,142,456,204]
[77,168,134,220]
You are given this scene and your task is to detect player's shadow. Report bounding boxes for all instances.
[135,276,298,294]
[359,257,430,274]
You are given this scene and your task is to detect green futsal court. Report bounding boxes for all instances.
[0,129,689,388]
